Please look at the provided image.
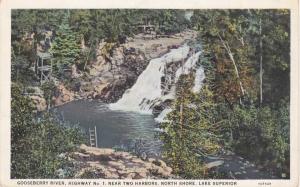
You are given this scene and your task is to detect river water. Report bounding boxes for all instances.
[55,99,161,156]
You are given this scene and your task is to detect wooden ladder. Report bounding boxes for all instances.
[89,126,98,147]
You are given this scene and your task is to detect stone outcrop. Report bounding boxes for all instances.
[69,144,173,179]
[30,95,47,111]
[53,83,75,106]
[80,44,148,103]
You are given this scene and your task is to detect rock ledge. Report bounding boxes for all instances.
[69,144,173,179]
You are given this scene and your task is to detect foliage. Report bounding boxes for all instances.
[41,81,57,109]
[187,9,290,178]
[50,14,81,75]
[223,101,290,176]
[160,74,221,178]
[11,84,85,178]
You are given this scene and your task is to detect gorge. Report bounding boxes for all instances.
[11,9,290,180]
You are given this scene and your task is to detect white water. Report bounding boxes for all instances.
[192,66,205,93]
[154,51,204,122]
[109,44,190,114]
[110,43,205,124]
[154,108,172,123]
[158,51,203,103]
[175,51,202,81]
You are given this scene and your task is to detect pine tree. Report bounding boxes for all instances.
[160,74,220,178]
[50,14,80,72]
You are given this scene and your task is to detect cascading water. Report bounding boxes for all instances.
[175,51,202,81]
[192,66,205,93]
[110,43,205,123]
[155,51,205,122]
[109,44,190,114]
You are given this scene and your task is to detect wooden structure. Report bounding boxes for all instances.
[35,51,53,85]
[137,24,156,34]
[89,126,98,147]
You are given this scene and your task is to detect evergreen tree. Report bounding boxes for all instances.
[50,14,80,74]
[160,74,220,178]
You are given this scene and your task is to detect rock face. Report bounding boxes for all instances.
[30,95,47,111]
[82,44,148,103]
[35,30,198,110]
[69,144,173,179]
[53,83,75,106]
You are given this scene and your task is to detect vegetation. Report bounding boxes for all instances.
[160,75,221,178]
[11,9,290,179]
[11,84,85,178]
[10,9,191,179]
[11,9,190,79]
[160,9,290,179]
[50,14,81,75]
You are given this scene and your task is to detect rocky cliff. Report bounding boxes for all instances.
[53,30,197,107]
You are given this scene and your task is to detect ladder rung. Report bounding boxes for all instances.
[89,126,98,147]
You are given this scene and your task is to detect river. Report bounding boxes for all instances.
[55,99,161,156]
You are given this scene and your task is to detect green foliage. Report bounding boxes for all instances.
[223,101,289,176]
[11,84,85,178]
[160,74,221,178]
[41,81,57,109]
[189,9,289,178]
[50,15,81,73]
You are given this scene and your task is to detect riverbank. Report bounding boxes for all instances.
[68,144,173,179]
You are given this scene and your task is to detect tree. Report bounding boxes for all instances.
[192,10,257,105]
[160,74,220,178]
[50,13,81,74]
[41,81,57,110]
[11,84,85,178]
[190,9,290,178]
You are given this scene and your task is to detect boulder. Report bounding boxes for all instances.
[30,95,47,111]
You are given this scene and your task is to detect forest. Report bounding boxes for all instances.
[11,9,290,179]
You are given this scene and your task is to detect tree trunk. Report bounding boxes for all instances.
[179,102,183,138]
[259,18,263,105]
[218,33,245,96]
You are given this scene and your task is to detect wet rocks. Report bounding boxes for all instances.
[53,84,75,106]
[70,144,173,179]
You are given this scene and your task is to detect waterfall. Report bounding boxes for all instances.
[154,51,204,122]
[110,43,205,123]
[192,66,205,93]
[154,108,172,123]
[175,51,202,81]
[109,44,190,114]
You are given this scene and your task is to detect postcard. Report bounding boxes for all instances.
[0,0,299,187]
